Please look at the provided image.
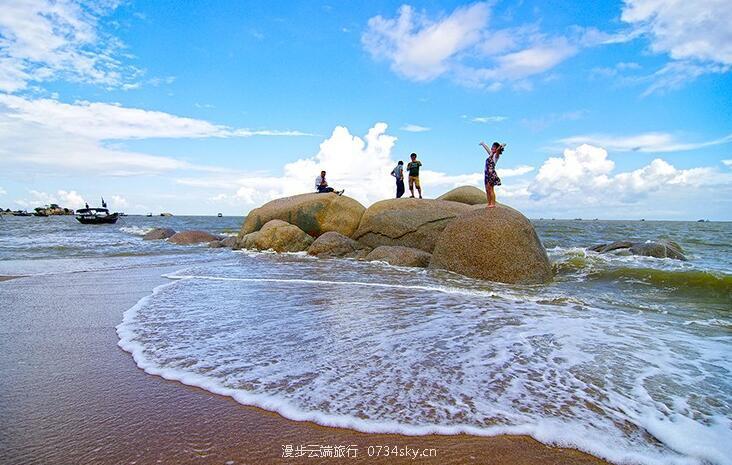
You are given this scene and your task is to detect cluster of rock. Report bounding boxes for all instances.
[589,239,687,260]
[233,186,553,285]
[35,204,75,215]
[140,185,693,282]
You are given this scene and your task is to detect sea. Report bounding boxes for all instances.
[1,214,730,465]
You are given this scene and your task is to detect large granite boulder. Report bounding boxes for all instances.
[168,230,219,245]
[365,246,432,268]
[429,205,552,284]
[142,227,176,240]
[589,239,686,260]
[239,193,365,239]
[437,186,487,205]
[352,198,472,253]
[307,231,370,258]
[238,219,313,252]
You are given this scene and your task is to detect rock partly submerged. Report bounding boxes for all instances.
[429,205,553,284]
[589,239,687,261]
[437,186,487,205]
[168,230,220,245]
[142,227,176,241]
[208,236,237,248]
[353,198,473,253]
[238,219,314,252]
[366,245,432,268]
[307,231,370,258]
[239,193,365,239]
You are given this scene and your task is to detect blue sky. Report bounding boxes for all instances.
[1,0,731,219]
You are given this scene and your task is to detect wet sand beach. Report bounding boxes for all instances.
[0,266,610,465]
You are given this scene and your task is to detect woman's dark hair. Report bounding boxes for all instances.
[398,160,403,165]
[492,142,500,148]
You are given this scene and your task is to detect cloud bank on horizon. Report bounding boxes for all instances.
[0,0,730,219]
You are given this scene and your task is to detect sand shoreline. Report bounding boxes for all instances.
[0,264,610,465]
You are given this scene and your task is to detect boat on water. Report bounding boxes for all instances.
[146,213,153,217]
[75,198,119,224]
[217,212,223,217]
[75,208,119,224]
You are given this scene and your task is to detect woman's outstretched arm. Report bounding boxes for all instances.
[479,141,491,155]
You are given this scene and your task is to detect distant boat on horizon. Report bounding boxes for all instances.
[217,212,223,217]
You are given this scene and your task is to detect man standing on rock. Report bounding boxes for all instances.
[406,153,422,199]
[315,170,344,195]
[391,161,405,198]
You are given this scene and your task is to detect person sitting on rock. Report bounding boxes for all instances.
[406,153,422,199]
[391,161,405,198]
[480,141,504,208]
[315,170,344,195]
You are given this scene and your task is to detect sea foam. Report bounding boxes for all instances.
[117,255,732,465]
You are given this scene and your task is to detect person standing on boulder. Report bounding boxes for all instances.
[406,153,422,199]
[391,161,405,198]
[315,170,344,195]
[480,141,503,208]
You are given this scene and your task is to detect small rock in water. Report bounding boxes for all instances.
[142,228,176,241]
[589,239,686,260]
[168,230,219,245]
[208,236,237,248]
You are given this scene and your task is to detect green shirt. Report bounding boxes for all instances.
[407,161,421,177]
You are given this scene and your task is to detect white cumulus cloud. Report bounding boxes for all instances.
[15,189,86,209]
[177,123,536,212]
[528,144,721,204]
[621,0,732,93]
[362,3,489,81]
[362,2,578,89]
[622,0,732,66]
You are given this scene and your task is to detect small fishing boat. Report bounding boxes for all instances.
[217,212,223,217]
[146,213,153,217]
[75,208,119,224]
